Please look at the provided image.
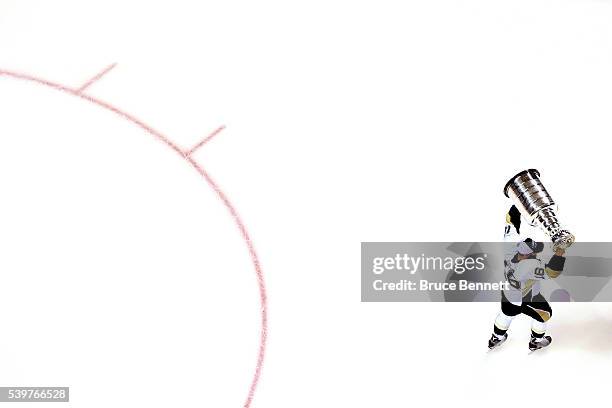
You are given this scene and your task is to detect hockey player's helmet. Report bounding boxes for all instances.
[518,238,544,255]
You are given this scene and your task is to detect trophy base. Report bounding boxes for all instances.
[551,230,575,251]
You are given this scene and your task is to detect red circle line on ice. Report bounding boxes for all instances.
[0,65,268,408]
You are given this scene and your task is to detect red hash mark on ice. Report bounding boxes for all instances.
[0,66,268,408]
[75,63,117,94]
[184,125,226,157]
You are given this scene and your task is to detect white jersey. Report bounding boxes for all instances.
[502,204,564,304]
[503,257,549,304]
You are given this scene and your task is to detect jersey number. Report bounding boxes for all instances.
[534,267,545,279]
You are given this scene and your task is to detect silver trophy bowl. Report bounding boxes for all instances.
[504,169,575,250]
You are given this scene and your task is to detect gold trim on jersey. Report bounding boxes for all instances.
[522,279,535,297]
[545,267,561,279]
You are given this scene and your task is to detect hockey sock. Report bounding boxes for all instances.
[531,320,547,340]
[493,311,514,339]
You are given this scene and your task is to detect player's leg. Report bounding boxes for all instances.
[488,292,521,349]
[521,294,553,351]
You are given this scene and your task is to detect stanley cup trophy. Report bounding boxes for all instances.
[504,169,575,250]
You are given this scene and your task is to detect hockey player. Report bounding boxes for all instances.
[488,206,567,351]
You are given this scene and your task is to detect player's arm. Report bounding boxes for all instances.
[544,248,566,278]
